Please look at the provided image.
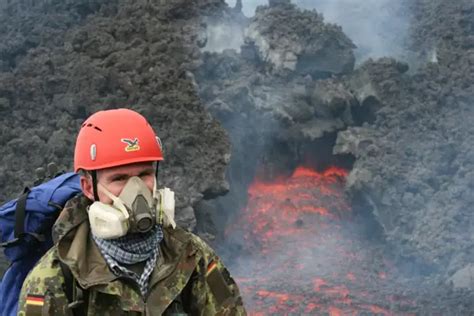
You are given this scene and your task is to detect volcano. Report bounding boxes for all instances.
[0,0,472,313]
[196,1,473,313]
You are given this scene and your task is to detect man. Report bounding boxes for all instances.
[18,109,246,315]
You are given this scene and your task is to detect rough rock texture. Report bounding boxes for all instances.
[335,0,474,274]
[245,2,355,76]
[408,0,474,69]
[195,36,358,233]
[195,0,473,308]
[196,3,362,152]
[0,0,230,234]
[200,0,474,279]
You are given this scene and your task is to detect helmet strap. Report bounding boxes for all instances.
[91,170,100,201]
[155,161,160,184]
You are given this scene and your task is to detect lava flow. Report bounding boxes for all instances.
[227,166,416,315]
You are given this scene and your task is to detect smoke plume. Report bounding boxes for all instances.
[224,0,411,63]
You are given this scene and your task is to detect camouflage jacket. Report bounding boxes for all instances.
[18,195,246,316]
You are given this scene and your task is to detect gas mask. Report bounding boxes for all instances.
[87,176,176,239]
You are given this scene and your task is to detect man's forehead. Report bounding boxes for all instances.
[99,162,155,176]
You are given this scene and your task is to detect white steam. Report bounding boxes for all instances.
[224,0,411,63]
[225,0,263,17]
[203,22,245,53]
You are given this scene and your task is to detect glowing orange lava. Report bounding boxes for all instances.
[240,166,350,251]
[229,165,412,315]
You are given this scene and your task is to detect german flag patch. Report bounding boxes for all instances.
[206,260,218,277]
[25,294,45,316]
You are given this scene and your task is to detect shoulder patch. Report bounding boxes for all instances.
[206,259,233,306]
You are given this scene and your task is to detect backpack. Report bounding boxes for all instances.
[0,169,82,316]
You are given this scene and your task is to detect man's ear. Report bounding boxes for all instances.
[80,176,95,201]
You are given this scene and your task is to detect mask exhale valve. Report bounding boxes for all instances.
[133,195,154,233]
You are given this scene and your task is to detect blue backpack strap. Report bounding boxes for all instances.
[0,188,45,248]
[14,188,30,240]
[0,189,27,247]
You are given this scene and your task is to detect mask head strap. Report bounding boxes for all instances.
[152,161,159,200]
[97,183,130,219]
[153,161,163,225]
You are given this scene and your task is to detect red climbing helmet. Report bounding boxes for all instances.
[74,108,163,172]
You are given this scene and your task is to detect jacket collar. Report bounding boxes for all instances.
[54,195,200,298]
[55,195,117,288]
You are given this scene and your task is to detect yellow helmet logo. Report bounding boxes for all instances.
[121,138,140,152]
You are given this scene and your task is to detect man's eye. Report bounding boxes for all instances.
[139,171,154,178]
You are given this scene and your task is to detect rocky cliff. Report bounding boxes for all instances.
[195,0,474,304]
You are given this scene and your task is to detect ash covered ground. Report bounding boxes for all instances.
[0,0,473,314]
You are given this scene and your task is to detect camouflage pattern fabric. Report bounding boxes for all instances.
[18,195,247,315]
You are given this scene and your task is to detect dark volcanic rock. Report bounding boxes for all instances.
[0,0,231,231]
[195,5,412,237]
[409,0,474,69]
[335,1,474,272]
[245,2,355,76]
[195,0,473,311]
